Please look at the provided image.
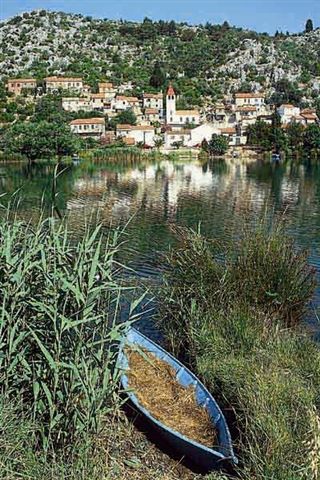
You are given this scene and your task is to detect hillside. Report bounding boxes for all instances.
[1,10,320,105]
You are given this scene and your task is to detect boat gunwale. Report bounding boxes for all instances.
[118,327,237,464]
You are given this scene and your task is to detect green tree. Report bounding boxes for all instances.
[246,120,273,150]
[208,134,229,155]
[33,95,69,123]
[303,124,320,151]
[1,121,79,161]
[201,138,209,152]
[305,19,314,33]
[110,109,137,128]
[150,61,166,89]
[154,136,165,149]
[287,123,304,149]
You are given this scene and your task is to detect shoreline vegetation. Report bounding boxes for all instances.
[1,199,319,479]
[159,223,319,479]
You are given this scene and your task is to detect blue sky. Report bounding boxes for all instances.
[0,0,319,34]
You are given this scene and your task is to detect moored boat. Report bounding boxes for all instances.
[117,327,238,472]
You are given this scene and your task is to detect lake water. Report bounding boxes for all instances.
[1,155,320,335]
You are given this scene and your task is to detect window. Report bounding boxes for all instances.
[79,125,82,130]
[180,117,183,122]
[192,117,195,122]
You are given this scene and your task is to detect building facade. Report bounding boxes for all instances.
[45,77,83,93]
[166,84,200,129]
[69,118,105,139]
[116,124,156,146]
[6,78,37,96]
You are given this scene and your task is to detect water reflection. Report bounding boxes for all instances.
[1,157,320,321]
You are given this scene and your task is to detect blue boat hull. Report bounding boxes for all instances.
[117,327,237,471]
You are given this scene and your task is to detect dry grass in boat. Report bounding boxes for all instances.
[126,348,217,448]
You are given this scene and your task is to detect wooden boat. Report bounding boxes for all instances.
[117,327,238,471]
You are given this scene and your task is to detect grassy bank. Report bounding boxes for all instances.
[159,223,320,479]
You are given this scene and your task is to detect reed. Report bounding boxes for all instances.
[159,221,319,479]
[0,213,136,450]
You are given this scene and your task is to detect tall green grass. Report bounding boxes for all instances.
[0,213,136,451]
[159,222,319,479]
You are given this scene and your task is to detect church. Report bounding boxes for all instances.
[166,84,200,129]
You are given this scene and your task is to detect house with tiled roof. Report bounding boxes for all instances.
[142,92,164,117]
[277,104,301,123]
[142,108,161,123]
[300,108,319,125]
[166,84,200,129]
[6,78,37,96]
[98,82,116,97]
[45,76,84,92]
[69,118,105,139]
[62,97,91,112]
[112,95,141,116]
[234,92,265,109]
[116,124,156,146]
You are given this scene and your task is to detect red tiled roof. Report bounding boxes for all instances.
[123,137,136,145]
[143,93,163,99]
[145,108,159,114]
[280,104,295,108]
[98,82,114,88]
[167,84,175,96]
[116,95,139,102]
[70,118,105,125]
[117,124,155,131]
[220,127,236,134]
[237,106,257,112]
[301,113,318,120]
[117,124,133,130]
[7,78,36,83]
[235,93,264,98]
[45,76,83,82]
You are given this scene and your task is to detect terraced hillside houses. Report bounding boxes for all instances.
[4,73,320,149]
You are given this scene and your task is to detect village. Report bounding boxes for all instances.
[6,75,320,151]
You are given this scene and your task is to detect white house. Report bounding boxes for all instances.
[187,123,220,147]
[277,104,301,124]
[69,118,105,139]
[90,93,114,114]
[142,108,161,124]
[165,130,192,149]
[112,96,140,112]
[166,84,200,129]
[219,127,247,146]
[116,124,156,146]
[98,82,116,98]
[142,93,164,117]
[235,106,258,130]
[45,76,83,93]
[62,97,91,112]
[234,92,265,109]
